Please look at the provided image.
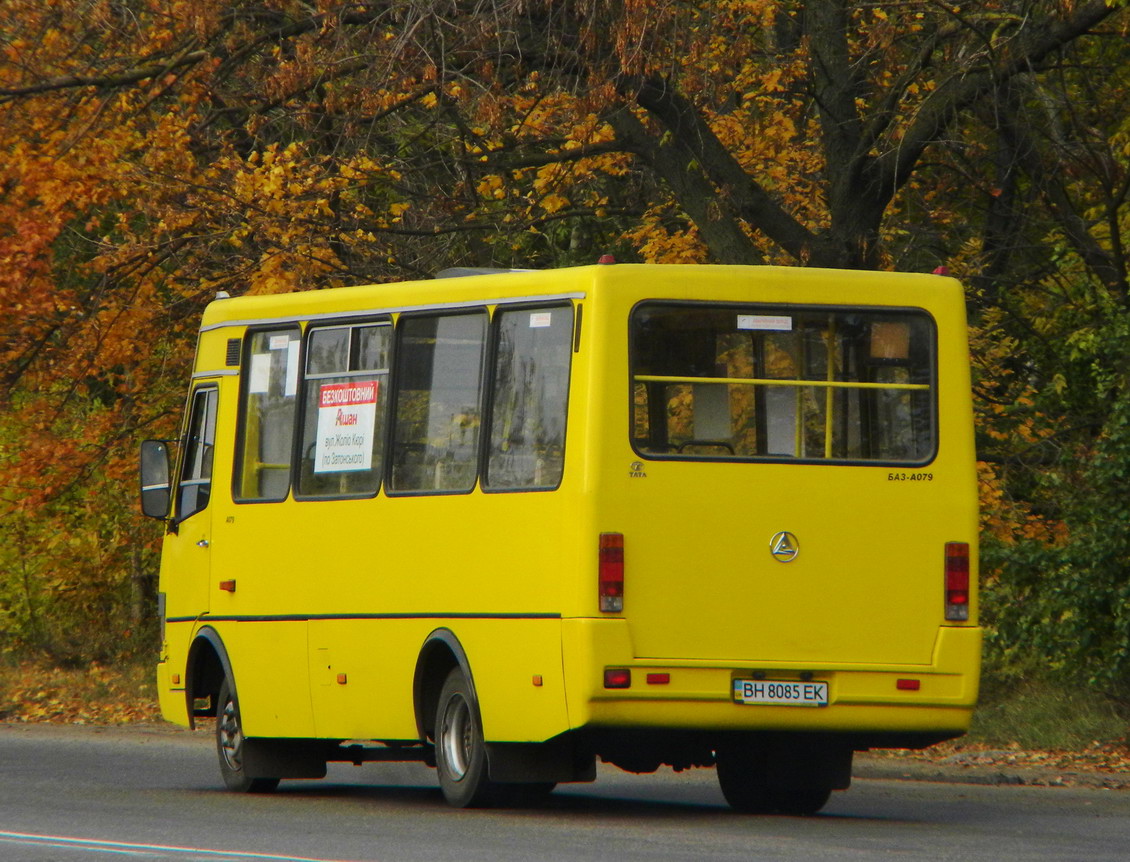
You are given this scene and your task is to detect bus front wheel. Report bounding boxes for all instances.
[434,667,499,808]
[216,679,280,794]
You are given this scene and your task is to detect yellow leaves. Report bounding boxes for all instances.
[624,205,710,264]
[532,163,564,195]
[476,174,506,200]
[978,461,1067,546]
[760,69,784,93]
[539,193,569,214]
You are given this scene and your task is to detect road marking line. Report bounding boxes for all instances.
[0,831,355,862]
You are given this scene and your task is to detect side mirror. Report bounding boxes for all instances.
[140,440,172,519]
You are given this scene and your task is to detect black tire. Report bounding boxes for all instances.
[715,744,832,816]
[434,667,500,808]
[715,745,773,814]
[766,784,833,816]
[216,678,280,794]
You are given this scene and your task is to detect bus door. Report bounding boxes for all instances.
[163,384,219,619]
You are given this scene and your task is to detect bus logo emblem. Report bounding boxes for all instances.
[770,531,799,562]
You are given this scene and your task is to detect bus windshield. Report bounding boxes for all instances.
[630,303,935,464]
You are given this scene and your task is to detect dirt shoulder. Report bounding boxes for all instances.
[856,742,1130,790]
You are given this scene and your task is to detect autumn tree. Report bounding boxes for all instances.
[952,22,1130,689]
[1,0,1127,680]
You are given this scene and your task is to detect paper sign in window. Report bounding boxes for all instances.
[314,381,379,473]
[284,340,300,396]
[870,322,911,360]
[737,314,793,331]
[248,353,271,394]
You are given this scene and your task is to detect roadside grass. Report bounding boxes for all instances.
[967,676,1129,751]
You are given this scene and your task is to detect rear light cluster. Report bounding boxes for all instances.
[602,669,671,689]
[944,542,970,621]
[599,532,624,612]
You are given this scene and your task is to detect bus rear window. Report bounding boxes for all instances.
[630,303,935,464]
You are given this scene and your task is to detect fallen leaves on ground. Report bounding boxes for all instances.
[868,739,1130,788]
[0,660,161,725]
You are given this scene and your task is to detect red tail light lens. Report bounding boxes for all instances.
[945,542,970,621]
[599,532,624,612]
[603,668,631,689]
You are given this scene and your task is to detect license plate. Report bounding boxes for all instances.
[732,679,828,707]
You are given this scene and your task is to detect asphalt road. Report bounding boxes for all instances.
[1,723,1128,861]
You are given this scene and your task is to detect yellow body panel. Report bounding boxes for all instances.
[155,264,980,749]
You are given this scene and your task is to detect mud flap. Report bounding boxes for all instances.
[486,737,596,784]
[242,739,328,780]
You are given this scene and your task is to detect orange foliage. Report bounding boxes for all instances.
[978,461,1067,546]
[0,0,1121,661]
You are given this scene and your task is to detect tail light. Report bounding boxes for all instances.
[944,542,970,621]
[599,532,624,612]
[603,668,631,688]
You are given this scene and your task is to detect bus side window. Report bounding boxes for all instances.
[235,328,300,502]
[485,305,572,490]
[297,323,390,498]
[390,311,488,493]
[176,386,218,521]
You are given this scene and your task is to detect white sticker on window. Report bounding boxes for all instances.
[529,312,553,328]
[314,381,379,473]
[248,352,270,394]
[285,340,300,397]
[737,314,793,331]
[269,334,291,350]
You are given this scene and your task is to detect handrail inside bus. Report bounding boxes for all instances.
[631,374,930,391]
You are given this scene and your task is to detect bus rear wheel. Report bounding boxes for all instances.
[434,667,501,808]
[715,743,833,816]
[216,679,280,794]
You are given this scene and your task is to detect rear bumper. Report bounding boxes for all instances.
[561,619,981,747]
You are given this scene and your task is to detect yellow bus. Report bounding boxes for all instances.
[139,262,980,814]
